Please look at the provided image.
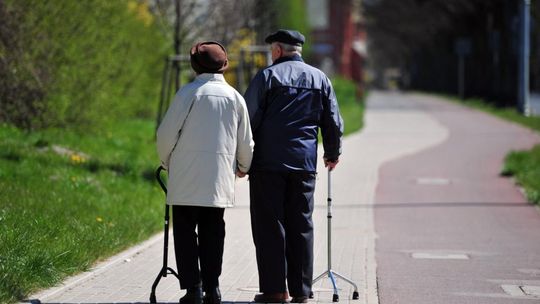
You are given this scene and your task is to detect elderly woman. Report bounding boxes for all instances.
[157,41,254,304]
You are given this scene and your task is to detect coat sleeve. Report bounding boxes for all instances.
[243,70,266,133]
[156,88,195,169]
[320,77,344,161]
[235,94,254,173]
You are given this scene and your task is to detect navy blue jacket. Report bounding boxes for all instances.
[244,54,344,173]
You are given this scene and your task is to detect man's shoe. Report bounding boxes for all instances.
[253,292,290,303]
[203,287,221,304]
[290,296,308,303]
[180,286,203,304]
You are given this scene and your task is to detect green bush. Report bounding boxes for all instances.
[0,0,168,130]
[332,77,365,135]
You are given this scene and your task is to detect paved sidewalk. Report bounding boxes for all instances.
[30,91,450,304]
[375,93,540,303]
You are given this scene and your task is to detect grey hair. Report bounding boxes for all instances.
[275,42,302,55]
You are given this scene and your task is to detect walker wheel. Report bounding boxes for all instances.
[309,291,314,299]
[352,291,359,300]
[332,294,339,302]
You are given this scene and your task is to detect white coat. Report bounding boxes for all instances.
[156,73,254,208]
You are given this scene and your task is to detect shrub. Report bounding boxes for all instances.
[0,0,168,130]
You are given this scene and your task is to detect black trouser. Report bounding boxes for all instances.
[249,171,316,297]
[172,205,225,291]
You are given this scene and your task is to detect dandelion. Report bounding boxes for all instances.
[96,217,103,222]
[70,154,87,164]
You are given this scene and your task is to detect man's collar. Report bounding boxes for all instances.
[272,53,304,66]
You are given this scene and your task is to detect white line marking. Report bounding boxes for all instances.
[411,253,469,260]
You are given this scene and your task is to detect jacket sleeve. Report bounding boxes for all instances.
[235,94,254,173]
[156,88,195,169]
[243,70,266,132]
[320,77,344,161]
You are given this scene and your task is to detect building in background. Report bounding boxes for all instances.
[307,0,367,95]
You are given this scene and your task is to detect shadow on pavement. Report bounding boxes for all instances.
[312,202,532,209]
[26,301,254,304]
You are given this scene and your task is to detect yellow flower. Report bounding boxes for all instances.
[96,217,103,222]
[70,154,87,164]
[127,0,153,26]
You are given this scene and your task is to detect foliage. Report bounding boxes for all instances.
[0,0,168,130]
[332,77,365,135]
[364,0,526,104]
[274,0,311,57]
[503,146,540,204]
[224,29,270,90]
[444,95,540,132]
[0,119,163,303]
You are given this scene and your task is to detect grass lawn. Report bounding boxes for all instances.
[0,79,365,303]
[440,95,540,205]
[0,120,163,303]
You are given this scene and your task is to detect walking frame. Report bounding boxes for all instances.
[311,169,360,302]
[149,166,180,303]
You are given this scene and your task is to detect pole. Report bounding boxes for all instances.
[519,0,531,116]
[327,169,332,270]
[458,55,465,99]
[238,49,246,93]
[174,0,181,91]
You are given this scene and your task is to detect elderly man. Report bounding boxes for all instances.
[244,30,344,303]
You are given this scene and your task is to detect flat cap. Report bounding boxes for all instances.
[265,29,305,46]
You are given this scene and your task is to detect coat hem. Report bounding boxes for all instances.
[166,201,234,208]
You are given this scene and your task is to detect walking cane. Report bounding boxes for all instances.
[311,169,360,302]
[149,166,181,303]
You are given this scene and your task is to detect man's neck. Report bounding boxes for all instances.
[273,53,303,65]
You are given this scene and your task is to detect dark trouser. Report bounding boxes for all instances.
[249,171,316,297]
[172,205,225,291]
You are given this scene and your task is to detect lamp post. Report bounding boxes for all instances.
[518,0,531,116]
[174,0,181,91]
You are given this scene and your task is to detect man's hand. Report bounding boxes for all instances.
[236,169,247,178]
[324,157,339,171]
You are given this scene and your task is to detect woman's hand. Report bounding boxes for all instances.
[236,170,247,178]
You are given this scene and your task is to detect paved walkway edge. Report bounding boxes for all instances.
[29,232,164,302]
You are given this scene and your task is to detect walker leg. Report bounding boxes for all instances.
[312,271,329,284]
[332,271,360,300]
[310,270,329,298]
[329,271,339,302]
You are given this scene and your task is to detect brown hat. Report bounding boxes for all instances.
[190,41,228,74]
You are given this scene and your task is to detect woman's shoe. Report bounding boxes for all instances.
[180,286,203,304]
[203,287,222,304]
